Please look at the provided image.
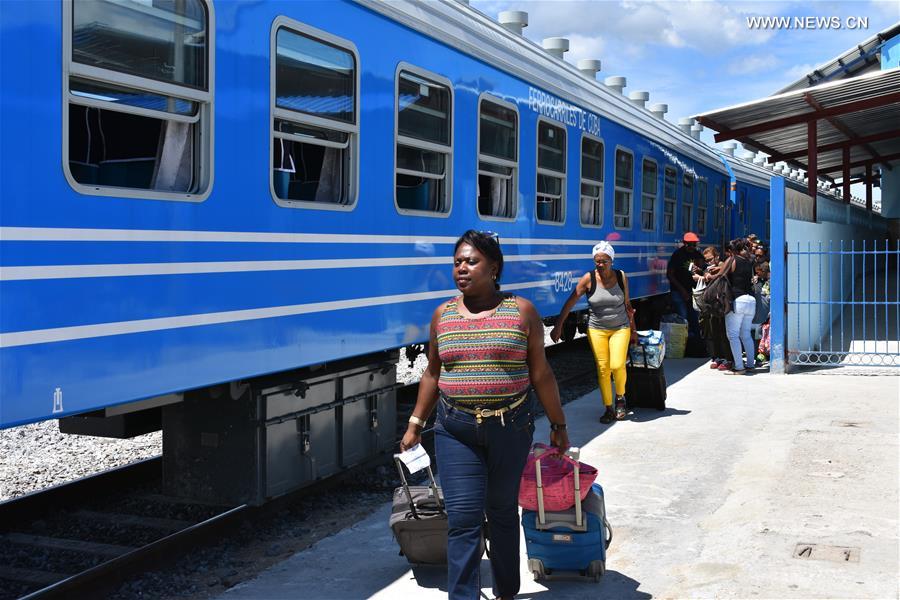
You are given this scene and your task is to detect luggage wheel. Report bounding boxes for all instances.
[587,560,606,582]
[528,559,546,581]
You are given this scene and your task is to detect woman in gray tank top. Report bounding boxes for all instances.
[551,241,636,423]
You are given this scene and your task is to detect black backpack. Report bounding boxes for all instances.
[702,276,733,317]
[588,269,625,297]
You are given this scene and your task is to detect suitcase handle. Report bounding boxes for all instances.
[534,446,584,530]
[394,455,444,519]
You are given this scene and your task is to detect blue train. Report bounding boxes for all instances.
[1,0,772,476]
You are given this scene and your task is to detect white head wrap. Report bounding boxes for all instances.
[591,241,615,261]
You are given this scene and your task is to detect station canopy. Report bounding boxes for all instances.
[695,22,900,197]
[695,67,900,182]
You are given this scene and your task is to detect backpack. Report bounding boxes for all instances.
[702,276,733,317]
[588,269,625,297]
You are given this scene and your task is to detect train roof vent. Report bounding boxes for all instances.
[577,59,602,79]
[605,76,626,94]
[649,103,668,120]
[722,142,737,157]
[498,10,528,35]
[691,124,703,140]
[678,117,694,134]
[542,37,569,59]
[753,154,766,165]
[628,91,649,108]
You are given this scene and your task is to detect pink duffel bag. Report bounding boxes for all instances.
[518,443,598,512]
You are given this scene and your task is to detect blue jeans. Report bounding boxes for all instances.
[435,398,535,600]
[725,294,757,370]
[670,291,701,339]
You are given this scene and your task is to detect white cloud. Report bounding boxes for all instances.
[562,33,607,64]
[727,54,780,75]
[868,0,900,21]
[474,1,777,54]
[783,63,816,80]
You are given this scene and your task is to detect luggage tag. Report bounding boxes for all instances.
[394,445,444,517]
[396,443,430,474]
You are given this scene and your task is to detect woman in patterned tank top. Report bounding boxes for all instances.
[400,230,568,600]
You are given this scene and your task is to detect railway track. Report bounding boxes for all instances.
[0,337,596,600]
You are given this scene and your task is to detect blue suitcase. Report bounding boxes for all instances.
[521,448,612,582]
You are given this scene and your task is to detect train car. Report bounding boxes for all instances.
[1,0,772,502]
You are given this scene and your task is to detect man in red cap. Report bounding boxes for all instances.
[667,232,706,340]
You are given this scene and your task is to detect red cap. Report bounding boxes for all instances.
[683,232,700,242]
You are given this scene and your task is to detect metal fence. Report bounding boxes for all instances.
[786,239,899,367]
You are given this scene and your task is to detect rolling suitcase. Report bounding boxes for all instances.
[521,447,612,582]
[389,456,447,565]
[625,344,667,411]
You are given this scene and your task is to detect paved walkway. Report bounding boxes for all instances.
[219,360,899,599]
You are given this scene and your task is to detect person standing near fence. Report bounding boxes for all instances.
[551,241,636,423]
[400,230,568,600]
[712,238,757,374]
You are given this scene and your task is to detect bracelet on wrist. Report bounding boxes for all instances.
[550,422,567,432]
[408,415,426,428]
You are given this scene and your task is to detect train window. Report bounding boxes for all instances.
[580,135,603,227]
[536,119,566,224]
[272,22,358,209]
[739,189,747,234]
[478,95,518,220]
[64,0,213,201]
[681,175,694,233]
[697,179,708,236]
[613,148,633,229]
[640,159,657,231]
[714,185,722,230]
[663,166,677,233]
[395,67,452,214]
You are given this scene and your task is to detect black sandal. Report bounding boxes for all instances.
[599,407,616,424]
[615,396,627,420]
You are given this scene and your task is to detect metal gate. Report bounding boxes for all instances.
[786,238,899,367]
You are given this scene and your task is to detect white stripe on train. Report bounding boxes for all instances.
[0,273,663,348]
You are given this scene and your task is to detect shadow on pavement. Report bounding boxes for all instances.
[517,569,649,599]
[626,407,691,423]
[409,564,448,593]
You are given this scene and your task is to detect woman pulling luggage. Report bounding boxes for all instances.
[400,230,568,600]
[551,241,636,423]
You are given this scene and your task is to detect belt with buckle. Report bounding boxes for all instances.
[442,392,529,425]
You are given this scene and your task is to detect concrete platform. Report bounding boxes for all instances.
[218,360,899,599]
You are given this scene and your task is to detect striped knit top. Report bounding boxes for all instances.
[436,295,530,406]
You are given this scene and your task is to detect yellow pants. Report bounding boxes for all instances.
[587,327,630,407]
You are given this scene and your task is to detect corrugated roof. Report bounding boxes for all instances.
[694,67,900,181]
[776,21,900,93]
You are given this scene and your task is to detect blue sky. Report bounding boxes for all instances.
[470,0,900,149]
